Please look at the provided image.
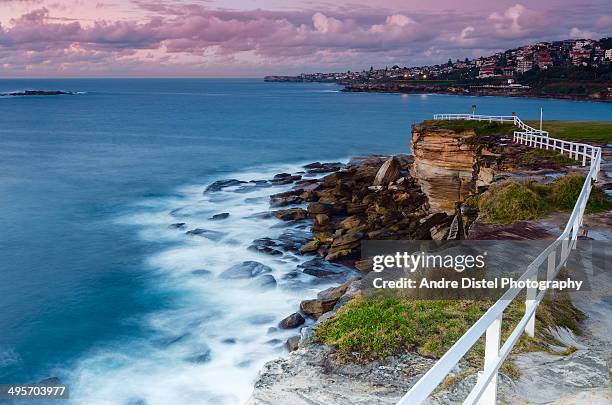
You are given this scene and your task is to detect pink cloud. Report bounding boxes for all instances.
[0,1,610,76]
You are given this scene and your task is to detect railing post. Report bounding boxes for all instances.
[561,239,569,262]
[479,314,502,405]
[547,250,557,281]
[572,218,580,250]
[525,270,538,337]
[582,145,587,166]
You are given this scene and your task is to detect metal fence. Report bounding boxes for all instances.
[398,114,602,405]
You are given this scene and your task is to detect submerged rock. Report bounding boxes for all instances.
[169,222,186,229]
[252,274,277,290]
[219,261,273,279]
[185,228,225,241]
[209,213,230,220]
[185,348,212,364]
[204,179,246,193]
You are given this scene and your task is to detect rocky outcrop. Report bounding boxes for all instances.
[410,125,480,214]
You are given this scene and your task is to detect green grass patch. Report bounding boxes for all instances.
[475,175,612,224]
[524,120,612,142]
[422,120,516,137]
[477,182,549,224]
[520,149,578,166]
[314,290,584,370]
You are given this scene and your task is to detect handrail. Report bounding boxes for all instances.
[398,113,602,405]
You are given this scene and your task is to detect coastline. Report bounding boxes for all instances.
[245,119,612,404]
[263,78,612,103]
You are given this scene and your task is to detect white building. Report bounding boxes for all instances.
[605,49,612,60]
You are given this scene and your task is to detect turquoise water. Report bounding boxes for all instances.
[0,79,610,404]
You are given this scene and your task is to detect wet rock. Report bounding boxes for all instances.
[298,258,350,279]
[272,208,308,221]
[300,298,336,319]
[373,157,401,186]
[286,336,301,352]
[248,242,283,256]
[169,222,186,229]
[266,339,283,346]
[185,228,225,241]
[272,173,302,185]
[222,338,237,344]
[205,179,246,193]
[209,213,230,220]
[279,312,305,329]
[270,190,303,207]
[252,274,277,290]
[219,261,273,279]
[303,162,345,173]
[250,179,270,185]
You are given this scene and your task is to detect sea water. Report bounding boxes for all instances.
[1,79,611,404]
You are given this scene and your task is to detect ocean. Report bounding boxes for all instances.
[0,79,611,404]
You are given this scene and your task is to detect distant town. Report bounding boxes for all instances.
[265,37,612,101]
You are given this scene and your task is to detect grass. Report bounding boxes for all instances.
[520,149,578,166]
[314,290,584,374]
[474,175,612,224]
[524,120,612,142]
[421,120,516,137]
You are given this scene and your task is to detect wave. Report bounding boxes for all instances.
[63,161,352,405]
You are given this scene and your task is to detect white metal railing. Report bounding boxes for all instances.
[399,113,602,405]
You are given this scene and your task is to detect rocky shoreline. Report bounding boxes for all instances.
[341,82,612,102]
[217,121,611,404]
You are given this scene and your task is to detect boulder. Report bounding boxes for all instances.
[300,298,336,319]
[286,336,301,352]
[219,261,273,279]
[272,208,308,221]
[209,213,230,220]
[279,312,305,329]
[373,157,401,186]
[169,222,186,229]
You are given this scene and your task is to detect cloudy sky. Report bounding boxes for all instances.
[0,0,610,77]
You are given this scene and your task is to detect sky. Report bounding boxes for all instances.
[0,0,610,77]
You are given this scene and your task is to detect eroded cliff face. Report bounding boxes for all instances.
[410,126,480,214]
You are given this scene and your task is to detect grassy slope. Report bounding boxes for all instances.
[315,292,585,377]
[472,175,612,224]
